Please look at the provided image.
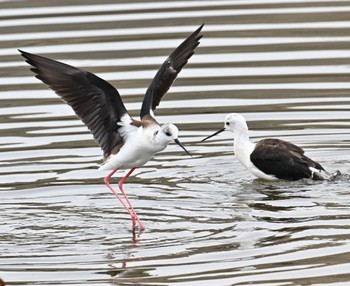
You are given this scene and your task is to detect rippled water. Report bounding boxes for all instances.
[1,0,350,285]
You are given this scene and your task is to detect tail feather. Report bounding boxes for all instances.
[310,167,330,180]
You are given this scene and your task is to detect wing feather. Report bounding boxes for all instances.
[19,50,130,159]
[140,24,204,118]
[250,139,325,180]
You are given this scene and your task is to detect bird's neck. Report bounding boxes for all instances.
[233,127,250,146]
[233,127,255,166]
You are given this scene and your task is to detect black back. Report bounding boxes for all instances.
[250,138,326,180]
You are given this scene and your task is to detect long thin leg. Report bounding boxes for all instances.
[104,168,137,229]
[104,168,145,231]
[118,168,145,231]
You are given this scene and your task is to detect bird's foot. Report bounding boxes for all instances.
[138,220,145,231]
[131,216,136,230]
[131,215,145,232]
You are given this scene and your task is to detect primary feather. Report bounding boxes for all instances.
[19,49,129,160]
[140,24,203,119]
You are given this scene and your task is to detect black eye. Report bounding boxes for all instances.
[165,131,171,136]
[226,122,230,126]
[154,130,159,136]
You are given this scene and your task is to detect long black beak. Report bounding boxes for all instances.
[174,138,192,157]
[201,128,226,142]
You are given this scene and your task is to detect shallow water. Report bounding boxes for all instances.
[1,0,350,285]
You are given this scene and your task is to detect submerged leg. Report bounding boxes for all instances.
[104,168,144,230]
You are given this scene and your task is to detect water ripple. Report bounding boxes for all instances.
[1,0,350,285]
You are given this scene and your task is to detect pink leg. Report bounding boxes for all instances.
[104,168,145,231]
[118,168,145,231]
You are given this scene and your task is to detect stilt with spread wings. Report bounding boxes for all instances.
[20,24,203,231]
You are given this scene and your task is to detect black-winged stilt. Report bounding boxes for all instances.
[202,113,330,181]
[20,24,204,231]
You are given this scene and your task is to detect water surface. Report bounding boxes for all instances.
[1,0,350,285]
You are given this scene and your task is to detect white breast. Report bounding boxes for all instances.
[99,126,165,171]
[234,141,277,181]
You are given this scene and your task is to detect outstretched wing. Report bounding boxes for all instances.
[19,50,130,160]
[250,139,325,180]
[140,24,204,119]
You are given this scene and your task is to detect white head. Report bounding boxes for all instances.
[224,113,249,133]
[157,123,179,143]
[202,113,249,142]
[151,123,191,156]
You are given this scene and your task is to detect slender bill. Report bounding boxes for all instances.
[201,128,226,142]
[174,138,192,157]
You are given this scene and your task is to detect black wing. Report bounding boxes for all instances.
[140,24,204,119]
[19,50,129,160]
[250,139,325,180]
